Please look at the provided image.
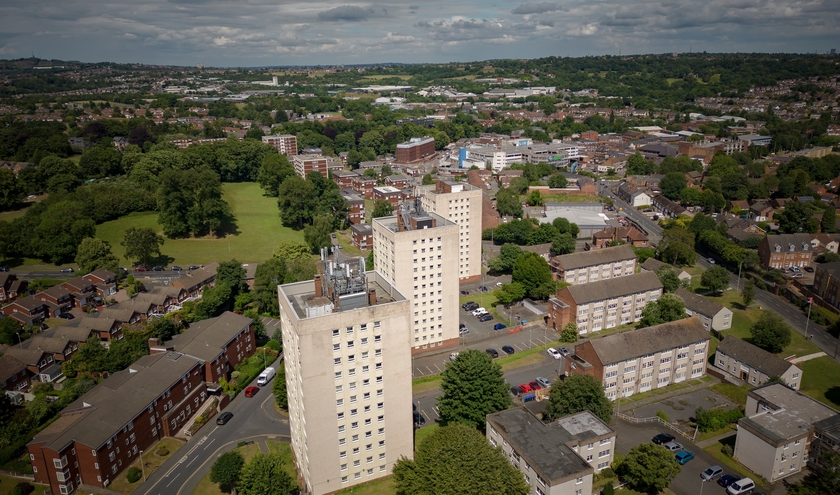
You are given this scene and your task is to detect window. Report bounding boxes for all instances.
[599,449,610,458]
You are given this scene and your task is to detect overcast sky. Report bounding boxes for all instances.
[1,1,838,67]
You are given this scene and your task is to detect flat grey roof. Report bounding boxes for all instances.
[540,209,607,228]
[487,408,593,484]
[741,383,838,442]
[280,271,406,320]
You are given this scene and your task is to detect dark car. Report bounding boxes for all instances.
[502,345,515,355]
[152,266,164,271]
[486,348,499,358]
[509,386,521,396]
[216,412,234,425]
[58,313,75,320]
[188,265,199,270]
[652,433,675,445]
[717,474,741,488]
[60,267,74,273]
[171,265,183,271]
[478,314,493,322]
[462,302,478,311]
[0,266,8,272]
[479,286,489,292]
[493,323,507,331]
[804,266,815,273]
[413,412,425,427]
[460,290,469,295]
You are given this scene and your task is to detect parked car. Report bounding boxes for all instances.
[502,345,515,355]
[413,412,426,427]
[559,347,570,356]
[135,265,147,272]
[171,265,183,271]
[791,273,804,278]
[0,266,8,272]
[717,474,741,488]
[449,352,460,361]
[529,381,542,391]
[536,377,551,388]
[701,466,723,481]
[471,307,487,317]
[547,348,562,359]
[675,450,695,465]
[518,383,532,393]
[459,326,469,335]
[460,290,469,295]
[462,301,478,310]
[804,266,815,272]
[152,265,164,271]
[478,314,493,322]
[216,412,234,425]
[493,323,507,331]
[188,265,199,270]
[663,441,683,452]
[58,313,74,320]
[486,348,499,358]
[479,286,488,292]
[244,386,259,397]
[652,433,675,445]
[707,258,715,264]
[726,478,755,495]
[60,267,74,273]
[510,386,521,396]
[496,282,503,287]
[791,265,800,272]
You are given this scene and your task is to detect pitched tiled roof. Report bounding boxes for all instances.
[716,336,796,378]
[563,271,662,305]
[0,354,27,381]
[587,316,709,365]
[551,244,636,271]
[170,311,252,362]
[674,288,729,318]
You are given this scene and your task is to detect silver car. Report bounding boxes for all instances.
[536,377,552,388]
[663,441,683,452]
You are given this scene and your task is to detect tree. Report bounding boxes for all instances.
[788,450,840,495]
[550,233,576,256]
[742,280,755,307]
[272,240,311,262]
[422,173,434,185]
[238,452,296,495]
[157,166,233,238]
[493,282,527,305]
[195,282,233,319]
[147,318,181,342]
[616,443,681,495]
[486,244,523,275]
[277,176,316,229]
[0,168,25,210]
[217,259,247,299]
[701,266,730,294]
[392,423,528,495]
[210,451,245,494]
[777,201,820,234]
[822,205,837,233]
[659,227,696,266]
[272,364,288,410]
[122,227,164,267]
[750,311,792,353]
[511,252,555,300]
[0,317,21,346]
[303,214,333,253]
[371,200,394,218]
[256,154,294,197]
[659,172,686,200]
[253,258,287,315]
[626,153,655,175]
[560,322,578,343]
[548,174,568,189]
[545,374,612,424]
[638,293,686,328]
[74,238,120,273]
[655,266,682,293]
[495,187,523,218]
[437,349,511,430]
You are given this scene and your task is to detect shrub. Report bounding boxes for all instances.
[12,482,35,495]
[126,466,142,483]
[695,407,744,432]
[656,409,670,422]
[264,340,282,352]
[721,444,734,457]
[157,446,169,456]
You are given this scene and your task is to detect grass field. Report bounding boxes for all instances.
[96,182,304,265]
[0,475,47,495]
[703,436,766,483]
[799,356,840,409]
[336,476,396,495]
[192,440,295,495]
[109,438,184,494]
[539,193,602,203]
[0,207,29,222]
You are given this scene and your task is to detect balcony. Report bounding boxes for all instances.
[53,456,68,469]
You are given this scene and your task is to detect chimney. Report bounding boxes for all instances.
[397,210,406,232]
[368,289,377,306]
[148,337,159,347]
[314,274,323,297]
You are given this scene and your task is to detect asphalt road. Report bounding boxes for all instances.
[137,356,289,495]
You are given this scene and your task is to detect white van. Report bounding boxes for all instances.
[257,367,276,386]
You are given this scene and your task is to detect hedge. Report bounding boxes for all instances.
[694,406,744,432]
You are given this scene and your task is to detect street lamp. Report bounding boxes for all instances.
[15,332,22,345]
[139,450,146,481]
[263,347,267,370]
[700,478,709,495]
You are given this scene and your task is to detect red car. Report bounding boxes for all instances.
[244,386,259,397]
[529,381,542,390]
[518,383,532,393]
[134,265,147,272]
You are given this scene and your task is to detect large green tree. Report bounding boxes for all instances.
[659,172,686,200]
[0,318,22,346]
[75,238,120,274]
[217,259,247,299]
[742,280,755,307]
[303,214,333,254]
[617,443,681,494]
[511,251,555,300]
[495,187,523,218]
[788,450,840,495]
[31,200,97,264]
[157,166,233,238]
[655,265,684,293]
[371,200,394,218]
[638,293,686,328]
[210,451,245,494]
[750,311,792,353]
[237,452,296,495]
[276,176,316,229]
[486,244,523,275]
[272,365,288,410]
[121,227,164,267]
[252,258,287,316]
[437,349,511,430]
[545,374,613,423]
[256,154,295,197]
[0,168,25,210]
[392,423,528,495]
[659,227,696,266]
[550,233,576,256]
[701,266,731,294]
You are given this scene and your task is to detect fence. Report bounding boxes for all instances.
[615,412,697,442]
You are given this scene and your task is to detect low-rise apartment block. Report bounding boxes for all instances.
[292,154,328,178]
[486,407,616,495]
[714,337,802,390]
[758,234,813,269]
[566,317,709,400]
[813,261,840,309]
[395,137,435,163]
[277,258,413,495]
[734,383,838,482]
[546,271,662,335]
[674,288,732,331]
[549,245,637,285]
[351,223,373,251]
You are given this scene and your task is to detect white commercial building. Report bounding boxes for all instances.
[277,257,414,495]
[372,204,460,352]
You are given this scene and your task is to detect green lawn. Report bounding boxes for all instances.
[702,436,766,484]
[96,182,304,265]
[335,476,396,495]
[709,383,750,406]
[539,193,601,203]
[192,441,295,495]
[799,356,840,409]
[0,475,48,495]
[414,424,439,448]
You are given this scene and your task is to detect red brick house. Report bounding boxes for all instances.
[332,169,360,189]
[37,286,74,316]
[171,262,218,299]
[0,273,27,303]
[82,269,118,297]
[341,191,366,225]
[757,233,813,269]
[0,354,30,392]
[352,175,377,199]
[351,223,373,250]
[1,295,49,326]
[60,277,97,308]
[590,226,649,249]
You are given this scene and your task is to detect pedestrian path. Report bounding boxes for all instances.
[695,430,736,449]
[790,351,826,364]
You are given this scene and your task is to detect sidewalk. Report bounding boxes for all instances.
[790,351,826,364]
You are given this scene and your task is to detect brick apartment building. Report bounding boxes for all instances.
[261,134,298,155]
[372,186,410,207]
[757,233,813,269]
[812,261,840,309]
[341,191,366,225]
[333,170,360,189]
[395,137,435,163]
[352,175,377,199]
[351,223,373,250]
[292,154,328,178]
[549,244,637,285]
[566,317,710,400]
[546,271,662,335]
